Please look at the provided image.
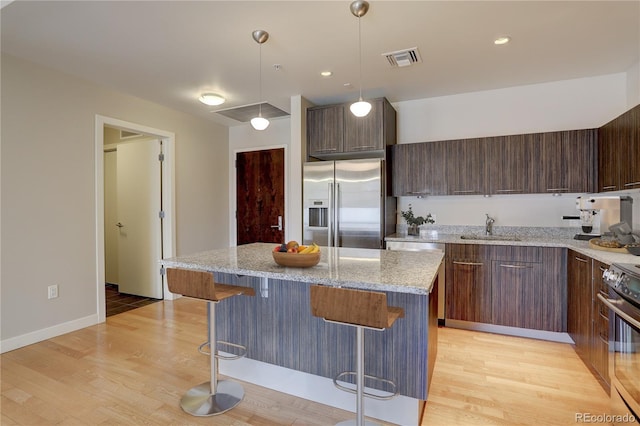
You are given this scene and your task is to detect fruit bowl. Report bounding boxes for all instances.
[272,251,321,268]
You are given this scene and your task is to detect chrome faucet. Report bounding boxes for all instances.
[485,214,495,235]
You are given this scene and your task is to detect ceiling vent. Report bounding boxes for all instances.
[382,47,422,68]
[214,102,290,123]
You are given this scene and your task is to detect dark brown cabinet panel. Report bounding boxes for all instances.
[591,259,610,389]
[599,104,640,192]
[490,246,564,332]
[445,244,491,323]
[535,130,596,194]
[307,104,344,157]
[391,141,446,196]
[446,244,565,332]
[567,250,592,355]
[307,98,396,160]
[445,138,488,195]
[488,135,534,194]
[491,260,543,329]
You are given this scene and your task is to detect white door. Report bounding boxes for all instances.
[116,139,163,299]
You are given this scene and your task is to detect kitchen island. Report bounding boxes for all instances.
[161,243,444,425]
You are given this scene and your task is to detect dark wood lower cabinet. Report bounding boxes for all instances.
[567,251,610,392]
[567,250,592,353]
[591,259,610,390]
[446,244,565,332]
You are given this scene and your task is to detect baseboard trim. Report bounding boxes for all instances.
[445,320,574,344]
[0,314,100,354]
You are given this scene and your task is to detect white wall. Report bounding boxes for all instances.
[392,71,639,229]
[1,54,229,349]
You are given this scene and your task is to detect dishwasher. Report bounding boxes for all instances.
[386,241,445,324]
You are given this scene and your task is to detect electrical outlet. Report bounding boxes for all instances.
[48,284,58,299]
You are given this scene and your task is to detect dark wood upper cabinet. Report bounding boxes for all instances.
[445,138,488,195]
[391,141,446,196]
[598,104,640,192]
[534,129,596,194]
[307,98,396,160]
[307,104,345,157]
[488,135,534,194]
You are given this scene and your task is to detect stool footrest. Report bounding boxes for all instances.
[197,340,247,361]
[333,371,398,401]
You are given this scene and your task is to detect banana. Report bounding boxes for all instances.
[299,245,314,254]
[300,243,320,254]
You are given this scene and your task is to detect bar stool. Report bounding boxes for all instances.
[310,285,404,426]
[167,268,255,416]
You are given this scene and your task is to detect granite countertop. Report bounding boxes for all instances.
[386,226,639,265]
[160,242,444,295]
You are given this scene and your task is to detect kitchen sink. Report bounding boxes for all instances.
[460,234,521,242]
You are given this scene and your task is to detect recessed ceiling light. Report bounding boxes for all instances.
[494,36,511,45]
[198,93,226,106]
[320,71,333,77]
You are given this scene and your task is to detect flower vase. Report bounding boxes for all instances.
[407,224,419,236]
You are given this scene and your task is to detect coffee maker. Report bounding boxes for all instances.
[574,195,633,240]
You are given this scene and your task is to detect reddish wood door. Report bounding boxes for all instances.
[236,148,285,245]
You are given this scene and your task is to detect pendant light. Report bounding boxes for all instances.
[349,0,371,118]
[250,30,270,131]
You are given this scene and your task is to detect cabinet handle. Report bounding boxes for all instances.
[495,189,523,193]
[624,181,640,187]
[546,188,569,192]
[407,191,431,195]
[351,145,377,150]
[453,261,483,266]
[314,148,338,153]
[602,185,617,190]
[499,264,533,269]
[453,190,478,194]
[575,256,588,263]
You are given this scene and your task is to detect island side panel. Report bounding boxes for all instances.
[213,273,431,400]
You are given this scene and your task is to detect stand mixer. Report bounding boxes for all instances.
[574,195,633,240]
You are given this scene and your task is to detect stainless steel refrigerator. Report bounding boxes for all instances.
[303,159,396,249]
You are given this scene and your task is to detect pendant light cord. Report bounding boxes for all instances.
[258,42,263,117]
[357,15,363,101]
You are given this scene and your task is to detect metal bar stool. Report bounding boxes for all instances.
[167,268,255,416]
[310,285,404,426]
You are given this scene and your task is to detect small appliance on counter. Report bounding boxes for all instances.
[573,195,633,240]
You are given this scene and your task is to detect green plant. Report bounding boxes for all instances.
[400,205,435,226]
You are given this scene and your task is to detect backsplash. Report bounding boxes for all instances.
[394,223,577,239]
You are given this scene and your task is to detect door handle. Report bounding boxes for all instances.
[270,215,282,231]
[116,222,124,228]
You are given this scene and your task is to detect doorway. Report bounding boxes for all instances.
[95,115,176,322]
[236,148,285,245]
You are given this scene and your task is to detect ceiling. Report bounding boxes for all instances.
[2,1,639,127]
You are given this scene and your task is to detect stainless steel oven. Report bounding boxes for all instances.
[600,263,640,424]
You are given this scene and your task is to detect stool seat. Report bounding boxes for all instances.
[310,285,404,329]
[310,285,403,426]
[167,268,254,417]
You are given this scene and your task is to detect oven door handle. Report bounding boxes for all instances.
[597,293,640,329]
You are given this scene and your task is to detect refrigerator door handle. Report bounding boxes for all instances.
[328,182,334,247]
[334,183,340,247]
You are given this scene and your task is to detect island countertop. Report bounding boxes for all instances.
[160,242,444,295]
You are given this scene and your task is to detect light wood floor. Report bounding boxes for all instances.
[2,298,611,425]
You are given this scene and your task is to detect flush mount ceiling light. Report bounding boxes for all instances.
[494,36,511,45]
[198,93,226,106]
[349,0,372,118]
[250,29,270,131]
